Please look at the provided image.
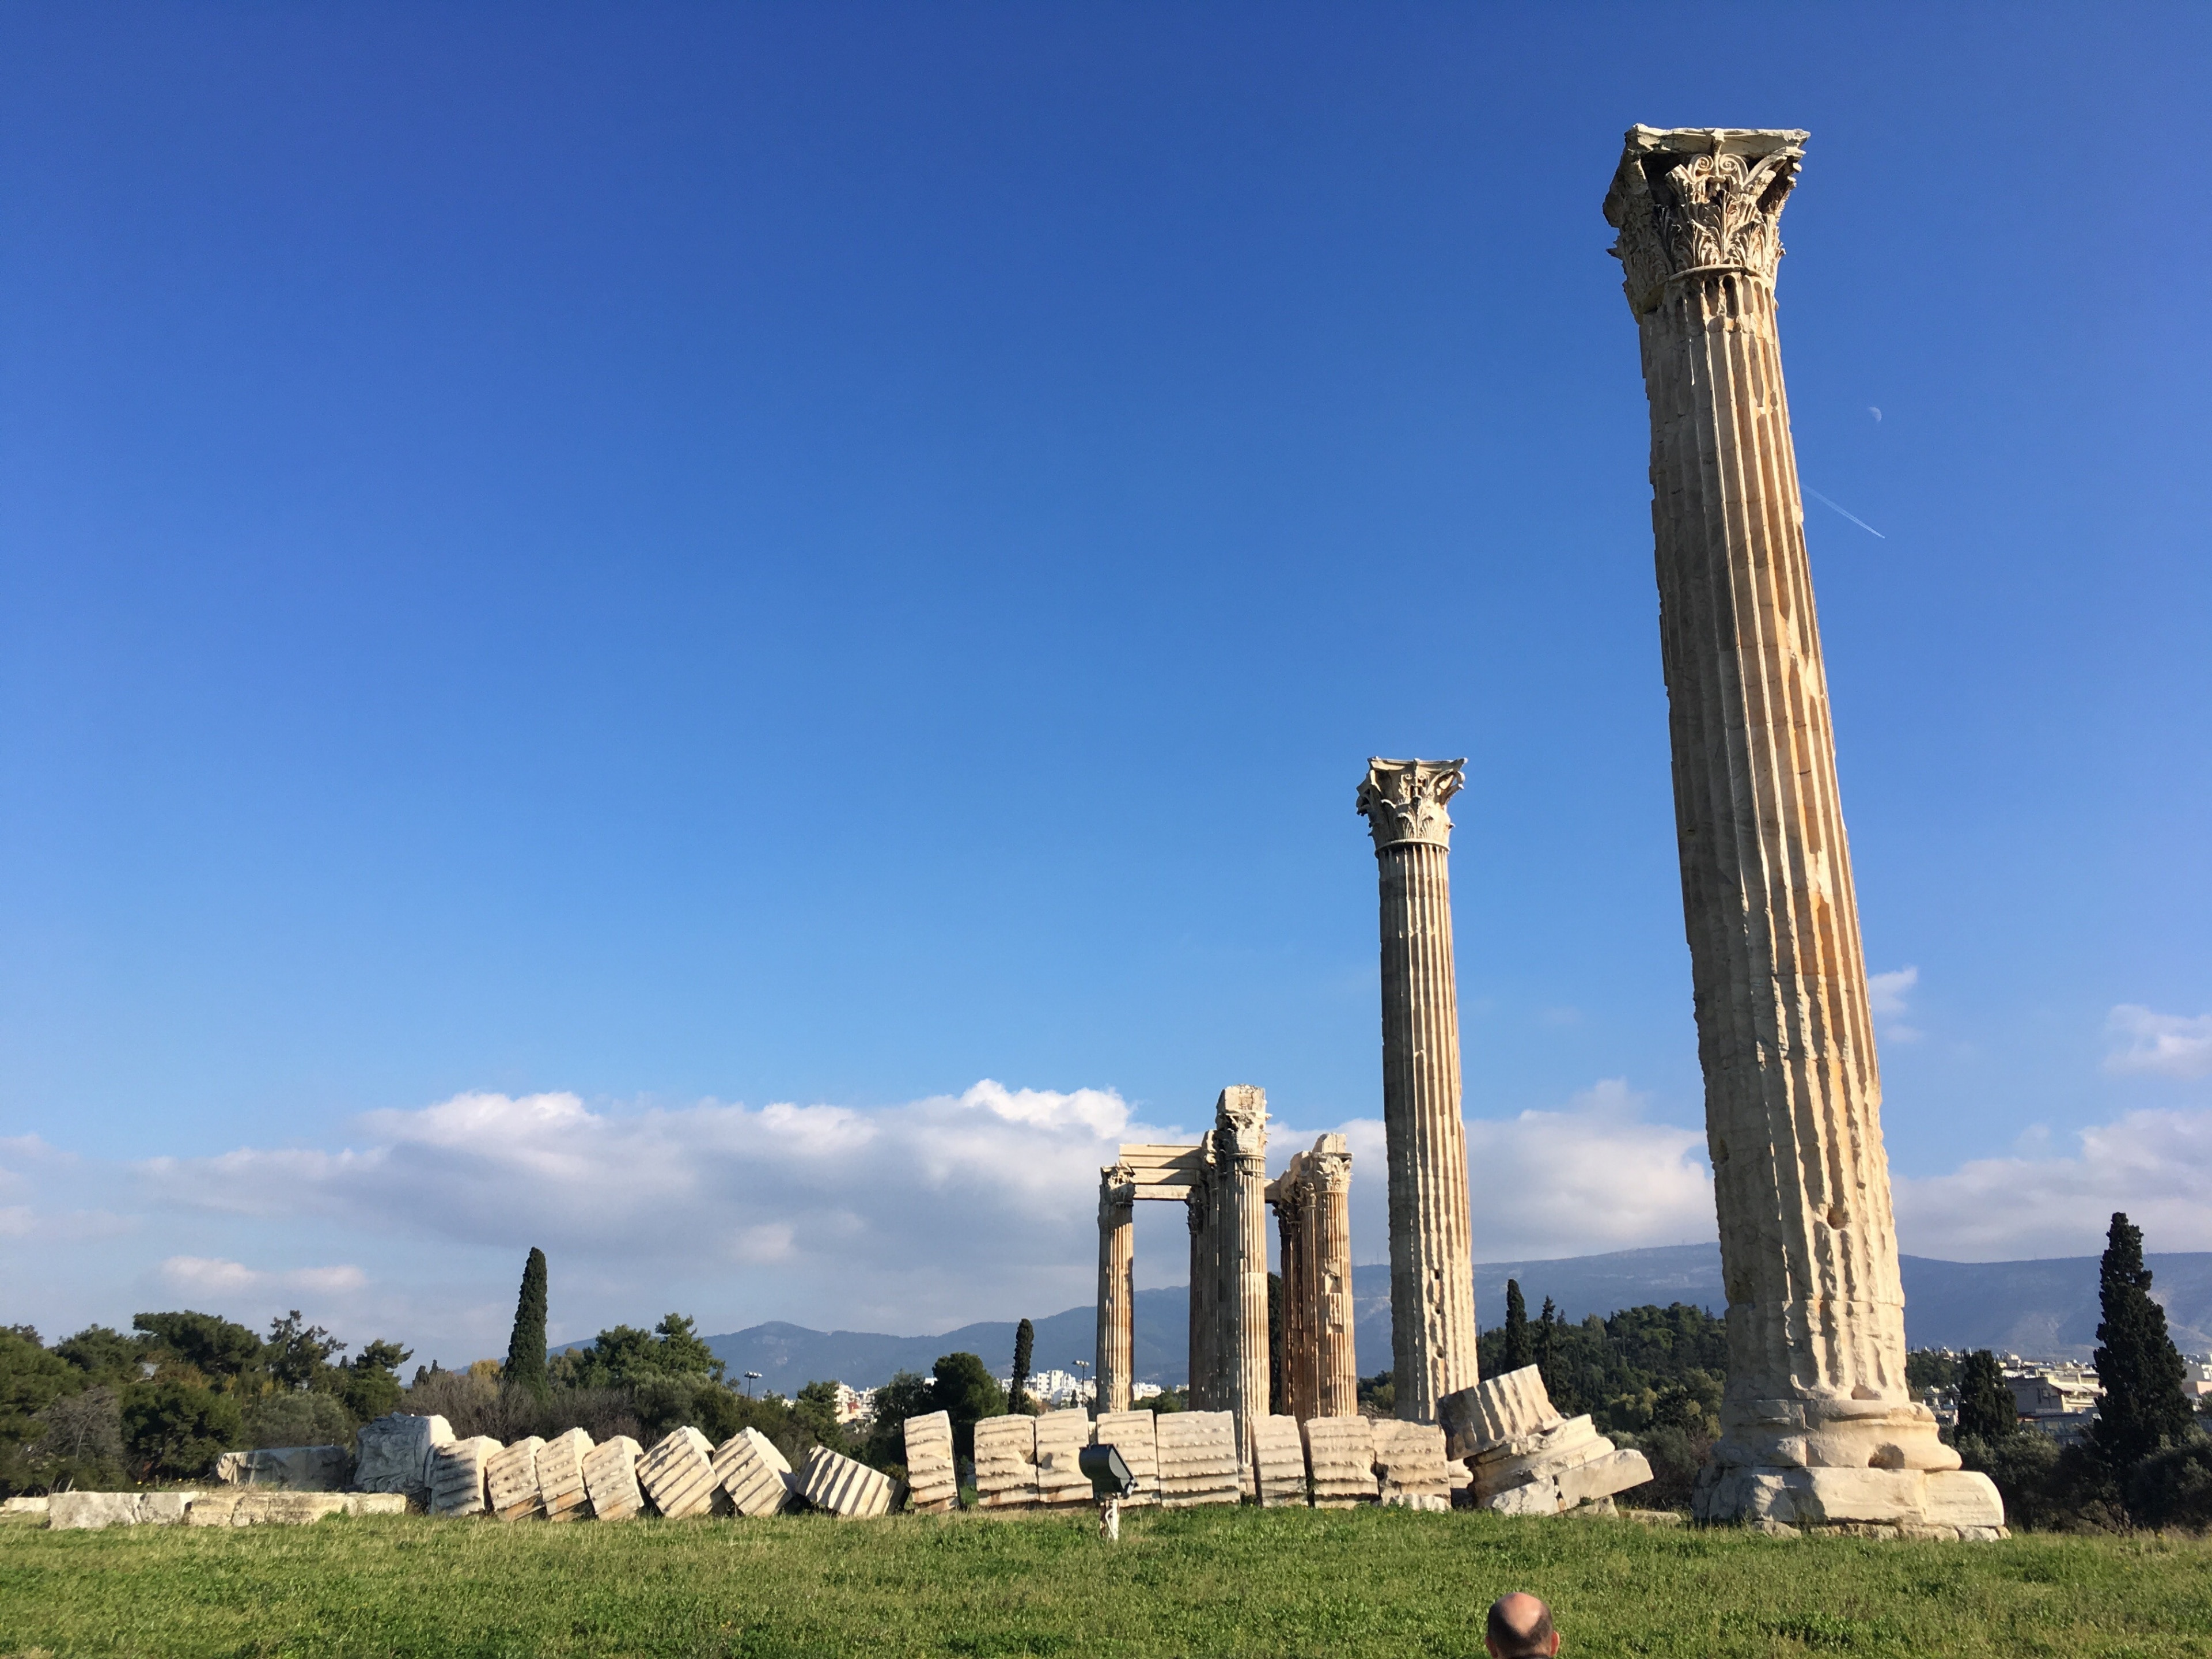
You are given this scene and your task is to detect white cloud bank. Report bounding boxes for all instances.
[2105,1005,2212,1080]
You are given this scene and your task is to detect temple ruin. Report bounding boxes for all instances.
[1601,124,2004,1537]
[1093,1088,1357,1461]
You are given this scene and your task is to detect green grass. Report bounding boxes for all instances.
[2,1506,2206,1659]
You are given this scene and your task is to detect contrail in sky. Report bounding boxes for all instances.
[1803,487,1886,540]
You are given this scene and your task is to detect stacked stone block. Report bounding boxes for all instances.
[801,1445,897,1518]
[1301,1416,1378,1506]
[1370,1421,1452,1511]
[714,1427,797,1517]
[1033,1410,1095,1509]
[1440,1366,1653,1516]
[581,1435,646,1520]
[639,1427,726,1518]
[902,1410,959,1513]
[486,1436,546,1520]
[1154,1410,1240,1508]
[1091,1410,1160,1507]
[428,1436,501,1517]
[536,1428,594,1521]
[973,1415,1040,1510]
[1251,1415,1308,1508]
[353,1411,454,1507]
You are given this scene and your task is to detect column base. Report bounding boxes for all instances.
[1692,1465,2006,1539]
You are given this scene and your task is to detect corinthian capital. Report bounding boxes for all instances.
[1602,126,1807,315]
[1214,1085,1268,1158]
[1356,757,1465,852]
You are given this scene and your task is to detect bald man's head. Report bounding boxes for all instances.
[1486,1593,1559,1659]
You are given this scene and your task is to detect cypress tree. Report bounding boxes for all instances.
[504,1247,550,1399]
[2090,1211,2191,1476]
[1502,1279,1532,1372]
[1536,1296,1559,1399]
[1009,1318,1035,1415]
[1955,1349,2016,1443]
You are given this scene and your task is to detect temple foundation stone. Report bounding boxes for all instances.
[1357,757,1479,1423]
[1603,124,2000,1536]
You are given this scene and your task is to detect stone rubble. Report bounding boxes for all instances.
[1091,1410,1160,1508]
[1033,1409,1095,1508]
[1250,1415,1308,1508]
[428,1435,502,1517]
[536,1428,594,1521]
[638,1427,726,1519]
[972,1415,1039,1510]
[901,1410,959,1514]
[713,1427,797,1518]
[1441,1366,1654,1516]
[1370,1420,1453,1511]
[1153,1410,1240,1508]
[800,1445,896,1518]
[1301,1416,1378,1507]
[213,1445,353,1491]
[581,1434,646,1520]
[353,1412,454,1506]
[486,1436,546,1521]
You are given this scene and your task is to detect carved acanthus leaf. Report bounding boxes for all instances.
[1602,126,1806,315]
[1356,757,1466,851]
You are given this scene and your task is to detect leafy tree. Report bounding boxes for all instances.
[342,1340,412,1422]
[859,1370,937,1469]
[132,1311,263,1390]
[122,1381,242,1480]
[29,1386,126,1490]
[265,1311,346,1392]
[792,1380,853,1452]
[1907,1349,1962,1393]
[1142,1388,1187,1414]
[55,1326,150,1388]
[242,1389,355,1449]
[1502,1279,1532,1372]
[1,1327,81,1449]
[555,1314,725,1388]
[2089,1211,2192,1480]
[1357,1369,1394,1416]
[1956,1350,2016,1444]
[1478,1302,1726,1440]
[930,1352,1005,1461]
[505,1248,551,1400]
[1009,1319,1035,1415]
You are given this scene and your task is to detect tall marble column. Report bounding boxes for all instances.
[1096,1164,1135,1415]
[1357,759,1479,1423]
[1308,1135,1359,1419]
[1213,1086,1271,1458]
[1275,1177,1312,1422]
[1604,126,1998,1534]
[1185,1178,1215,1410]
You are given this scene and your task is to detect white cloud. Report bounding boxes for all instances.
[157,1257,368,1296]
[1896,1106,2212,1259]
[1867,967,1918,1017]
[2105,1005,2212,1080]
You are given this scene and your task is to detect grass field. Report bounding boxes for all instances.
[3,1506,2207,1659]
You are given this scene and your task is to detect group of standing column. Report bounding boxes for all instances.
[1271,1135,1357,1422]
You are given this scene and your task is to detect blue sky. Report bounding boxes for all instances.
[3,4,2207,1365]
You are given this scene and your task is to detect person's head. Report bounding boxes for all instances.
[1486,1593,1559,1659]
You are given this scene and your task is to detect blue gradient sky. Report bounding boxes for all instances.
[3,4,2207,1362]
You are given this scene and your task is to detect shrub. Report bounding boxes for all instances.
[2128,1437,2212,1532]
[122,1381,243,1480]
[241,1389,356,1450]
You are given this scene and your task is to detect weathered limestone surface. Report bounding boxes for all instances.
[537,1428,594,1521]
[1251,1415,1309,1508]
[1444,1366,1656,1515]
[1302,1416,1379,1507]
[1097,1167,1136,1415]
[429,1435,501,1517]
[1371,1420,1453,1511]
[342,1493,409,1517]
[973,1415,1040,1510]
[1211,1087,1271,1461]
[1154,1410,1240,1508]
[801,1445,896,1518]
[213,1445,352,1490]
[187,1492,358,1527]
[1357,759,1479,1423]
[902,1410,960,1513]
[1,1495,50,1517]
[581,1435,646,1520]
[1092,1411,1160,1508]
[713,1427,797,1517]
[1440,1364,1558,1458]
[1033,1409,1094,1508]
[1603,125,1996,1536]
[486,1436,547,1520]
[639,1427,727,1519]
[353,1412,454,1503]
[49,1491,198,1530]
[1271,1135,1358,1426]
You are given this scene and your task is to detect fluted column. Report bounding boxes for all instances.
[1309,1136,1359,1418]
[1275,1183,1309,1422]
[1213,1086,1271,1459]
[1357,758,1479,1423]
[1185,1179,1214,1410]
[1603,127,1960,1499]
[1096,1165,1135,1415]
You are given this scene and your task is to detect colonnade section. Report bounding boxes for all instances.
[1268,1134,1357,1422]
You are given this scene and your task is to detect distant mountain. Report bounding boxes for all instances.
[701,1246,2212,1390]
